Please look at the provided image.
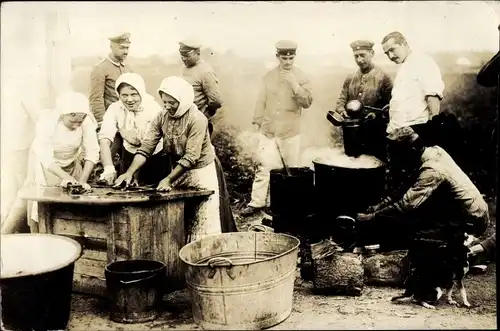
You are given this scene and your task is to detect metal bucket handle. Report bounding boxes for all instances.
[207,257,235,280]
[207,257,233,268]
[119,273,157,285]
[248,224,270,232]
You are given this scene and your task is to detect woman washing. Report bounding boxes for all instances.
[1,92,100,234]
[98,73,166,186]
[114,76,221,242]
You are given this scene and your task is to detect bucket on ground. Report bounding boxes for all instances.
[179,227,300,330]
[270,167,315,235]
[0,234,82,331]
[105,260,166,324]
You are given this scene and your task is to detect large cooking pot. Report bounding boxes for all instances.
[326,101,388,158]
[313,153,386,220]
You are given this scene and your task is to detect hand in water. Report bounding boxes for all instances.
[114,172,137,189]
[78,182,92,191]
[99,167,117,185]
[60,177,79,188]
[157,177,173,192]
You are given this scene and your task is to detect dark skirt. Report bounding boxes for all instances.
[209,121,237,233]
[120,148,170,186]
[215,155,238,233]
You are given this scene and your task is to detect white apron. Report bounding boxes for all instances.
[25,123,84,225]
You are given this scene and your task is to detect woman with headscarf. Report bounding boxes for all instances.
[114,76,221,242]
[1,91,100,234]
[98,73,166,185]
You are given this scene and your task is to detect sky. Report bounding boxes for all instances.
[2,1,500,60]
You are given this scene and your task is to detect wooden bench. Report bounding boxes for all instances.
[20,186,214,297]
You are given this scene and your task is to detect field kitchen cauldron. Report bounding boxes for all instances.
[313,151,386,239]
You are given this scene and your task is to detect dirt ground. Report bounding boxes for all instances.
[67,208,497,330]
[68,265,496,330]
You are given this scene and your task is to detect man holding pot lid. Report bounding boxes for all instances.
[334,40,393,159]
[335,40,393,116]
[356,127,490,251]
[241,40,313,216]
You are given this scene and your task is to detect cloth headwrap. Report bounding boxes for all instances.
[157,76,196,118]
[40,91,97,141]
[115,72,157,112]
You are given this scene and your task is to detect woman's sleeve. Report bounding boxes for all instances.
[137,111,164,158]
[82,117,100,164]
[177,113,208,169]
[98,103,119,142]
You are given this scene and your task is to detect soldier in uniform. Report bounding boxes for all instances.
[241,40,313,216]
[89,32,133,171]
[179,40,223,135]
[178,40,237,233]
[335,40,393,159]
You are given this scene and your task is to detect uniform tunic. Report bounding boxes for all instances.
[89,56,133,125]
[335,66,393,113]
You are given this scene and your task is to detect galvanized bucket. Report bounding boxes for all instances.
[178,225,300,330]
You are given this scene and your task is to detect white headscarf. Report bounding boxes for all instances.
[115,72,158,111]
[157,76,196,118]
[46,91,97,134]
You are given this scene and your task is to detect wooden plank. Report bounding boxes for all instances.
[81,249,107,262]
[73,273,107,297]
[108,209,132,262]
[160,200,186,289]
[52,218,108,240]
[37,203,51,234]
[74,257,107,278]
[52,205,111,222]
[128,205,154,260]
[21,187,214,205]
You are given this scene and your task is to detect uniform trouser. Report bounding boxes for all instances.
[248,134,301,208]
[1,149,29,224]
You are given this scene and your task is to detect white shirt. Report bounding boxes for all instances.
[98,99,163,155]
[387,52,445,133]
[32,117,100,169]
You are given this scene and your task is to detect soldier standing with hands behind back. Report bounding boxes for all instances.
[242,40,313,216]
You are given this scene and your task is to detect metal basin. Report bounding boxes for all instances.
[179,229,300,330]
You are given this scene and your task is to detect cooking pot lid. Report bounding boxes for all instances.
[312,148,384,169]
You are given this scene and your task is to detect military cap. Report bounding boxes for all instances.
[179,40,201,53]
[108,32,131,46]
[275,40,297,56]
[387,127,420,146]
[350,40,375,52]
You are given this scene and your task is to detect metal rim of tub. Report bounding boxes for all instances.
[0,233,83,279]
[178,232,301,267]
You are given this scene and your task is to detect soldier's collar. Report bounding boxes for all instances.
[107,56,124,67]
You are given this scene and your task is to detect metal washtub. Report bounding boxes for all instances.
[178,225,300,330]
